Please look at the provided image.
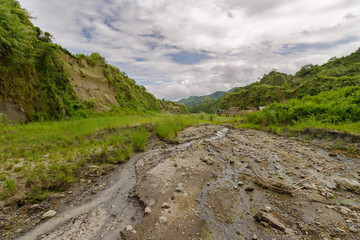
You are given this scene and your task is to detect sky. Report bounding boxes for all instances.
[18,0,360,100]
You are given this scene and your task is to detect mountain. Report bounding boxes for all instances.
[177,91,226,107]
[188,49,360,113]
[0,0,187,122]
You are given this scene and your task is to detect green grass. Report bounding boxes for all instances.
[131,126,149,151]
[0,113,235,204]
[243,86,360,134]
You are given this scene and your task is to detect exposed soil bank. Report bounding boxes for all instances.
[9,125,360,239]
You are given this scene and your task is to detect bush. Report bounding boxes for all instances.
[245,86,360,127]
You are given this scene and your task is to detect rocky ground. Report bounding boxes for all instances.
[6,124,360,239]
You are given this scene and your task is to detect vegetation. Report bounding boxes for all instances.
[243,86,360,133]
[0,113,233,204]
[0,0,187,123]
[177,91,225,108]
[154,116,199,141]
[188,49,360,113]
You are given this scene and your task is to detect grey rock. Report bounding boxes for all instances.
[349,224,360,233]
[126,225,133,231]
[175,183,184,192]
[41,210,56,219]
[145,207,152,214]
[161,202,170,209]
[340,206,350,215]
[159,216,167,224]
[264,206,272,213]
[201,157,213,165]
[336,178,360,193]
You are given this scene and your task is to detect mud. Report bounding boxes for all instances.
[10,125,360,239]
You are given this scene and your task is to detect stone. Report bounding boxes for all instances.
[126,225,133,231]
[264,206,272,212]
[326,192,333,199]
[161,202,170,209]
[329,153,337,157]
[349,225,360,233]
[201,157,213,165]
[340,206,350,215]
[41,210,56,219]
[336,178,360,194]
[145,207,152,215]
[254,211,286,232]
[159,216,167,224]
[238,181,244,186]
[245,186,254,192]
[175,183,184,192]
[285,228,294,235]
[252,234,258,240]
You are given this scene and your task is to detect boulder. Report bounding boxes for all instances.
[41,210,56,219]
[335,178,360,193]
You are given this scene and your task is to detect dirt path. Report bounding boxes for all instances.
[17,125,360,239]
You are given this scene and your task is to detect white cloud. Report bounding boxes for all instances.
[18,0,360,100]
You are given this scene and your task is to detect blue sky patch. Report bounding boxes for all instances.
[168,51,212,64]
[277,36,359,55]
[140,31,164,39]
[134,57,145,62]
[81,28,92,40]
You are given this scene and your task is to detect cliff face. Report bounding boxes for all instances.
[0,0,187,122]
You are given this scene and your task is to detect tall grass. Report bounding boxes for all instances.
[131,127,149,151]
[244,86,360,134]
[154,116,200,141]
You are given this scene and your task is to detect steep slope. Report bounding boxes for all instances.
[189,49,360,113]
[0,0,187,122]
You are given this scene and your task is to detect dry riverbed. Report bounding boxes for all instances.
[5,124,360,239]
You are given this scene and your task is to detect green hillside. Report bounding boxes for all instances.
[0,0,187,122]
[189,48,360,113]
[177,91,225,107]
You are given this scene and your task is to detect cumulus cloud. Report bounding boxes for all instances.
[19,0,360,100]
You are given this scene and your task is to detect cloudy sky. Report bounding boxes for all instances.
[18,0,360,100]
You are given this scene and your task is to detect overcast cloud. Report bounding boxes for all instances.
[18,0,360,100]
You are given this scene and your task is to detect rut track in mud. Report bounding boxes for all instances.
[15,125,360,240]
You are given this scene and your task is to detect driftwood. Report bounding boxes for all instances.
[240,166,294,195]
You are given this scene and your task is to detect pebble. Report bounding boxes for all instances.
[340,206,350,215]
[238,181,244,186]
[161,202,170,209]
[145,207,152,214]
[349,224,360,233]
[159,216,167,224]
[126,225,133,231]
[264,206,272,212]
[245,186,254,192]
[252,234,258,240]
[41,210,57,219]
[175,183,184,192]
